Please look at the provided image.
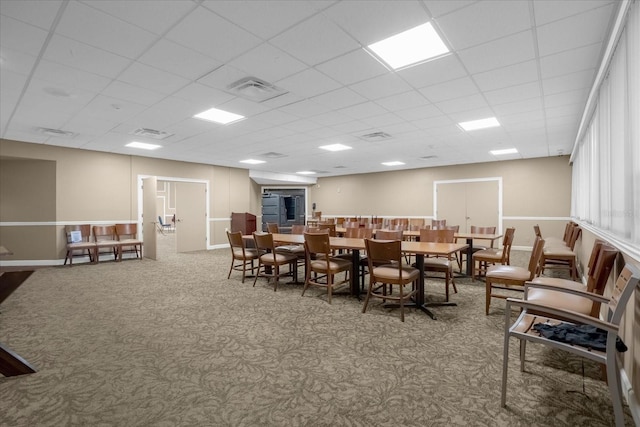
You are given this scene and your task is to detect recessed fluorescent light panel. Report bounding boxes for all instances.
[296,171,316,175]
[382,161,405,166]
[239,159,265,164]
[458,117,500,131]
[490,148,518,155]
[126,141,161,150]
[367,22,449,70]
[193,107,245,125]
[319,144,352,152]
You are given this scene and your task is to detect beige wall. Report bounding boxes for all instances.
[0,139,254,259]
[308,156,572,247]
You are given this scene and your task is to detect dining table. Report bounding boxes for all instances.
[334,228,502,276]
[271,233,468,319]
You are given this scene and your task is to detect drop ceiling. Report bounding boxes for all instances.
[0,0,619,179]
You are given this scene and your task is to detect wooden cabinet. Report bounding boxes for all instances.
[231,212,256,235]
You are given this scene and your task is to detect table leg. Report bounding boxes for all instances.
[466,238,474,276]
[350,249,361,298]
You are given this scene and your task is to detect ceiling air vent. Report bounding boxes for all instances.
[360,131,392,141]
[130,128,173,140]
[420,155,437,160]
[262,152,287,159]
[227,77,288,102]
[38,127,75,138]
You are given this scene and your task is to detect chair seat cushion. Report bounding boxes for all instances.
[310,257,351,272]
[233,248,259,259]
[276,244,305,255]
[424,258,452,269]
[473,248,503,261]
[543,247,575,256]
[486,265,530,281]
[373,265,420,281]
[95,240,119,247]
[118,238,142,246]
[67,242,96,250]
[260,253,297,264]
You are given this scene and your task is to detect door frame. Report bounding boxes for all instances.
[137,175,212,249]
[433,177,503,233]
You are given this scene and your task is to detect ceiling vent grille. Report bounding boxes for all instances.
[38,127,75,138]
[420,155,438,160]
[262,152,287,159]
[227,77,288,102]
[360,131,392,141]
[130,128,173,140]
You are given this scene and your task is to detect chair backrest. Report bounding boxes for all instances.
[312,211,322,219]
[344,221,360,228]
[266,223,279,233]
[500,227,516,263]
[312,223,336,236]
[253,232,274,252]
[65,224,92,243]
[303,232,331,258]
[345,227,374,239]
[115,223,137,239]
[227,230,244,249]
[431,219,446,228]
[365,238,403,276]
[566,226,581,250]
[586,242,619,295]
[324,218,335,224]
[420,228,455,243]
[93,225,117,242]
[375,229,404,240]
[390,223,408,231]
[527,237,545,279]
[335,217,345,226]
[533,224,542,239]
[606,264,640,326]
[291,224,306,235]
[471,225,496,235]
[158,216,164,226]
[562,222,576,243]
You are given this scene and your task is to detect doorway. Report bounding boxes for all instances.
[434,178,501,232]
[138,175,210,258]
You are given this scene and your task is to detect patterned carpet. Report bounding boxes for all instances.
[0,234,633,426]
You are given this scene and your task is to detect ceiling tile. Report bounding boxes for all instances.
[533,0,614,25]
[397,55,468,88]
[375,91,429,112]
[172,83,236,107]
[33,59,112,93]
[270,13,361,66]
[101,80,166,106]
[493,98,543,116]
[166,6,262,63]
[537,3,615,56]
[544,88,588,108]
[323,0,431,45]
[0,45,38,75]
[422,1,476,18]
[0,15,49,56]
[228,42,308,83]
[435,0,531,50]
[395,104,442,121]
[315,49,388,86]
[55,1,157,59]
[311,87,368,110]
[118,62,190,95]
[419,76,479,103]
[0,0,63,30]
[542,69,595,96]
[458,30,535,74]
[43,35,132,79]
[138,39,221,80]
[539,43,603,79]
[202,0,319,40]
[472,60,539,92]
[349,73,413,100]
[275,68,341,99]
[338,102,389,120]
[435,93,488,114]
[484,81,542,105]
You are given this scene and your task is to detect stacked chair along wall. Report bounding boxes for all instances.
[537,224,582,280]
[473,227,515,280]
[485,236,545,315]
[525,240,619,319]
[302,231,351,304]
[252,232,298,291]
[501,264,640,427]
[64,224,96,266]
[362,238,419,322]
[226,230,259,283]
[420,228,457,302]
[115,223,143,260]
[93,225,121,263]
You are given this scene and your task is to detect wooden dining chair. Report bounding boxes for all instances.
[431,219,446,228]
[472,227,515,279]
[484,236,545,315]
[252,232,298,291]
[420,228,457,302]
[501,264,640,427]
[538,225,581,280]
[115,223,143,260]
[93,225,121,263]
[64,224,96,266]
[362,238,419,322]
[266,223,306,271]
[302,232,351,304]
[226,231,259,283]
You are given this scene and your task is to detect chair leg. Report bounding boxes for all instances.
[485,279,492,315]
[520,340,526,372]
[252,261,262,287]
[399,284,405,322]
[501,310,511,407]
[606,357,625,427]
[362,281,373,313]
[227,259,234,279]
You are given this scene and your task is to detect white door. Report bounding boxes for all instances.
[175,182,206,252]
[142,177,158,260]
[437,180,500,232]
